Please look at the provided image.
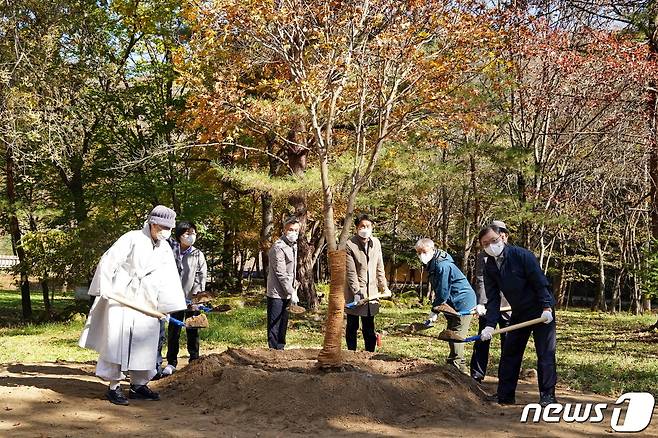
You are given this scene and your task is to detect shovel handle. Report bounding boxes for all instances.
[106,292,189,327]
[168,316,185,327]
[105,292,166,319]
[463,316,548,343]
[346,292,392,309]
[454,305,513,317]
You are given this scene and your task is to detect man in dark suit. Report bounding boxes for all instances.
[478,224,557,407]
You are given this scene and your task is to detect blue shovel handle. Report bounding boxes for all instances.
[463,335,481,342]
[168,316,185,327]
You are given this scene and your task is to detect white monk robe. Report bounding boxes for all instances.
[79,223,186,382]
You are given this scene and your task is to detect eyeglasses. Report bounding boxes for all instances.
[481,234,501,247]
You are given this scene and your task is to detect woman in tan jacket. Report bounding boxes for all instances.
[345,214,390,351]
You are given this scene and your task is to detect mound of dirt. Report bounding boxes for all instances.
[156,348,489,433]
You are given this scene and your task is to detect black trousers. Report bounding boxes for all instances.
[469,314,510,380]
[346,314,376,352]
[267,297,290,350]
[166,310,200,367]
[497,315,557,401]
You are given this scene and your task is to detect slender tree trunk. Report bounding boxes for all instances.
[288,125,318,310]
[29,213,51,315]
[5,147,32,319]
[592,221,607,311]
[260,192,273,282]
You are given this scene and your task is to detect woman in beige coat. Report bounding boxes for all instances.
[345,214,390,352]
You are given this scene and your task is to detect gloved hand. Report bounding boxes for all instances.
[291,292,300,306]
[475,304,487,317]
[353,293,362,303]
[541,309,553,324]
[423,311,439,327]
[479,326,495,341]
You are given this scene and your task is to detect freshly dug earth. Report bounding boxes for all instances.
[159,348,487,432]
[1,348,657,437]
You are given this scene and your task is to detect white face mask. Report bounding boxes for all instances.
[357,228,372,239]
[286,231,299,243]
[182,234,196,246]
[157,229,172,241]
[419,251,433,265]
[484,240,505,257]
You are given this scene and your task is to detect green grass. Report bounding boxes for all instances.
[1,289,657,397]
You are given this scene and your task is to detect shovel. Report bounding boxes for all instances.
[414,305,512,332]
[345,291,392,309]
[105,292,209,328]
[437,316,548,343]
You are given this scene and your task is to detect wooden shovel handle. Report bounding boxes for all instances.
[356,291,392,305]
[491,316,548,336]
[105,292,166,319]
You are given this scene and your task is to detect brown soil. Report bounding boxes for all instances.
[1,348,657,437]
[185,313,209,328]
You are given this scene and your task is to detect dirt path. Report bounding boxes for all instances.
[1,349,656,437]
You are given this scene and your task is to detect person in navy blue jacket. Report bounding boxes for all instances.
[477,224,557,407]
[416,238,476,372]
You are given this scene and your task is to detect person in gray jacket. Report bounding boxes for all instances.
[345,214,390,352]
[469,220,512,382]
[266,216,300,350]
[160,221,207,376]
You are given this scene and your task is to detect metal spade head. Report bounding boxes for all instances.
[185,313,209,328]
[288,304,306,315]
[437,329,466,342]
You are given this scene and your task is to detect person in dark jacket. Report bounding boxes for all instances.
[470,220,512,383]
[416,238,476,372]
[478,224,557,407]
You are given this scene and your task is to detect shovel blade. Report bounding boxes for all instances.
[437,329,466,342]
[288,304,306,315]
[185,313,209,328]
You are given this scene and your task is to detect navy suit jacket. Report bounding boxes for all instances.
[484,245,555,327]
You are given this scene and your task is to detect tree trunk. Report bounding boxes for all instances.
[5,147,32,320]
[288,126,318,310]
[591,221,607,311]
[290,194,319,310]
[317,145,344,366]
[28,213,51,315]
[260,192,273,282]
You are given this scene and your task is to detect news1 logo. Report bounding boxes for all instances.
[520,392,655,433]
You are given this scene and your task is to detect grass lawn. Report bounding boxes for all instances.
[0,288,656,397]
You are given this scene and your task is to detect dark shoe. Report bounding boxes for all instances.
[471,374,483,383]
[106,387,129,406]
[129,384,160,401]
[485,394,515,405]
[539,391,558,407]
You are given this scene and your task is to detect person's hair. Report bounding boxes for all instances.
[478,224,503,243]
[175,221,196,241]
[283,216,300,230]
[354,213,373,227]
[415,238,435,252]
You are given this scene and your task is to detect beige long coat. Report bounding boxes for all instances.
[345,235,388,317]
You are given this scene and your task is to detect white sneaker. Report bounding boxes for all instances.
[162,364,176,376]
